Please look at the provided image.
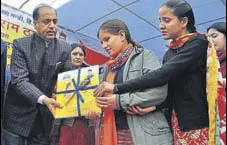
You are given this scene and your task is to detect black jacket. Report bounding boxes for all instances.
[115,34,209,131]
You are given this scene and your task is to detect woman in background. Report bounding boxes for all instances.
[51,43,95,145]
[207,22,226,145]
[207,22,226,84]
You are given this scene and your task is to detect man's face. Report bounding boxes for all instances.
[34,7,58,40]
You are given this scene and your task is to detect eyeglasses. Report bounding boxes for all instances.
[41,19,58,25]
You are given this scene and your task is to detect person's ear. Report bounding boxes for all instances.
[119,30,126,42]
[33,20,38,28]
[181,17,188,28]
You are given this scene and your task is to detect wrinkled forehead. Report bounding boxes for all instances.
[38,7,57,18]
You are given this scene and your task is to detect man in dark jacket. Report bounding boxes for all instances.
[2,4,73,145]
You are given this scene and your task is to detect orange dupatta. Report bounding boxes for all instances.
[98,71,117,145]
[98,45,133,145]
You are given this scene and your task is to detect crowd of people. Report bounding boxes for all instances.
[1,0,226,145]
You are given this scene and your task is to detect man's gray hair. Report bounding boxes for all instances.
[32,4,57,20]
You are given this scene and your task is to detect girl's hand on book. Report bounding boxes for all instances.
[96,94,117,110]
[94,82,114,97]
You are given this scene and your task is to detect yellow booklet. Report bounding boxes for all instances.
[54,65,101,118]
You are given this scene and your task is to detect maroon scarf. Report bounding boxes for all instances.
[217,49,226,78]
[168,33,199,49]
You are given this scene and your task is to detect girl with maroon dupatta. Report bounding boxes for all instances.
[208,22,226,145]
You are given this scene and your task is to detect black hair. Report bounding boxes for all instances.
[161,0,196,33]
[97,19,143,48]
[71,43,86,57]
[32,4,57,21]
[207,22,226,37]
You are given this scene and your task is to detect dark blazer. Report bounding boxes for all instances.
[2,33,73,137]
[115,35,209,131]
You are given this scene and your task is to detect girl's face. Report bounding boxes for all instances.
[71,47,85,68]
[158,6,188,40]
[208,28,226,51]
[98,30,125,58]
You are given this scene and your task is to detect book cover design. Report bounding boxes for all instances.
[55,65,101,118]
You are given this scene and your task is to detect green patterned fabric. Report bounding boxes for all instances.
[216,105,220,145]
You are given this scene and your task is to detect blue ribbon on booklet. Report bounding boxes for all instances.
[55,69,98,117]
